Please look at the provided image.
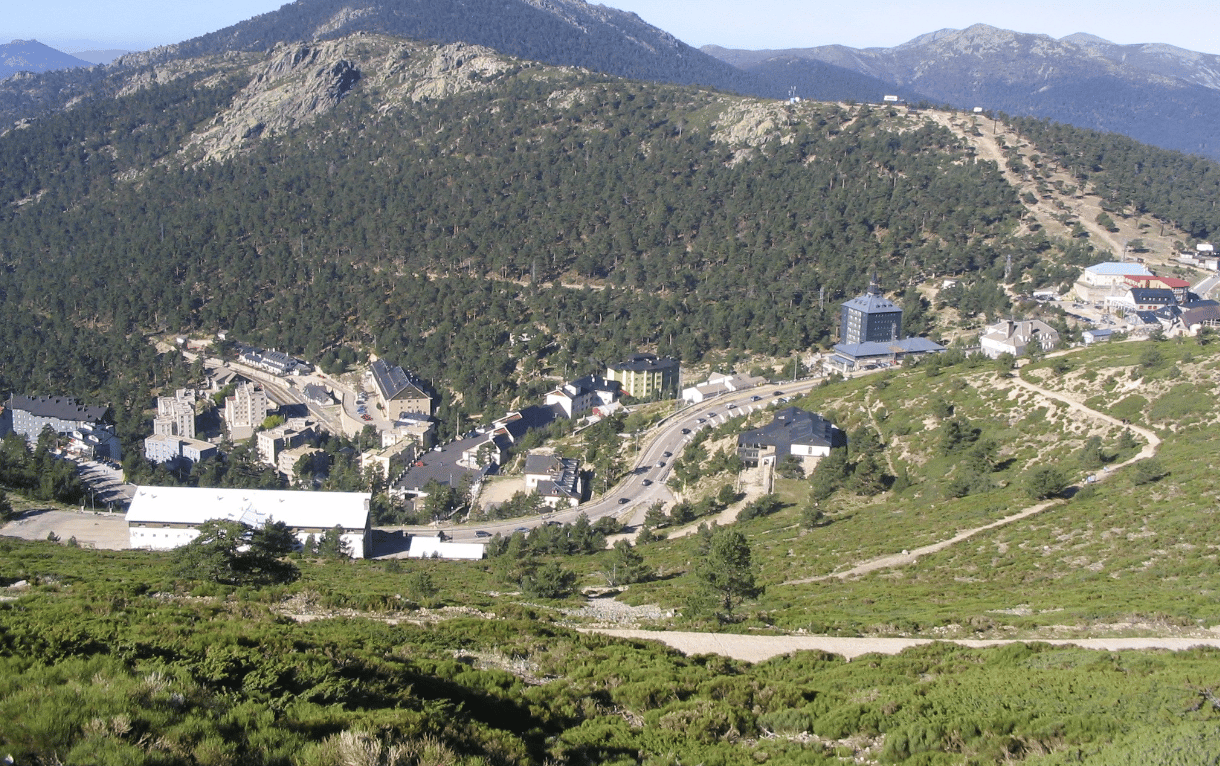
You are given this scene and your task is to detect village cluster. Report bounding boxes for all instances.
[1,255,1213,559]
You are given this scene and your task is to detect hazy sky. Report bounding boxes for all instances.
[3,0,1216,55]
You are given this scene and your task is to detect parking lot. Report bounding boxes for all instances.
[1,508,129,549]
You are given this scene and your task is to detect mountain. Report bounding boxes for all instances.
[0,39,94,80]
[705,24,1220,162]
[702,47,927,105]
[113,0,775,97]
[0,0,782,126]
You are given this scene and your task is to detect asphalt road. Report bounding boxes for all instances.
[428,377,828,543]
[1194,272,1220,300]
[75,458,135,509]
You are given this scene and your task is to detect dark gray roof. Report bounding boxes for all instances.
[610,354,678,373]
[1128,288,1176,304]
[8,394,107,423]
[1183,304,1220,326]
[570,374,621,394]
[841,285,901,315]
[302,383,332,403]
[371,359,427,401]
[393,405,556,494]
[833,337,946,359]
[524,454,580,496]
[738,407,836,453]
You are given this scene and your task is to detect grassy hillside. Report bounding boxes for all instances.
[6,339,1220,762]
[4,534,1220,765]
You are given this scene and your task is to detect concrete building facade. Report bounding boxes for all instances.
[840,282,903,345]
[606,354,680,399]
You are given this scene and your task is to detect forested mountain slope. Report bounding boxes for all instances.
[706,24,1220,163]
[0,0,773,126]
[1,34,1219,446]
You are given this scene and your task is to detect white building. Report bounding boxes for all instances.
[256,417,315,467]
[1072,262,1155,303]
[144,434,217,468]
[153,389,197,440]
[979,319,1060,358]
[126,486,371,558]
[545,375,621,419]
[225,382,269,431]
[681,372,767,404]
[523,452,583,508]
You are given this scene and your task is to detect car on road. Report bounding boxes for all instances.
[514,527,530,533]
[474,530,491,538]
[656,461,666,468]
[681,428,691,434]
[642,479,652,486]
[750,395,761,401]
[544,520,562,527]
[773,390,784,396]
[727,403,736,409]
[618,497,630,504]
[707,411,718,417]
[662,451,672,458]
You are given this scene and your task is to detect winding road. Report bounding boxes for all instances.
[433,377,829,542]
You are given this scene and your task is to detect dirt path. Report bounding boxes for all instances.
[588,629,1220,663]
[784,367,1160,585]
[1012,372,1161,463]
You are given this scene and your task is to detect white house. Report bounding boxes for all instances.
[681,372,767,404]
[523,452,583,508]
[545,375,621,419]
[126,486,371,558]
[737,407,837,468]
[979,319,1060,358]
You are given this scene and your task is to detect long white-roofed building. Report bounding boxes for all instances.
[126,486,371,558]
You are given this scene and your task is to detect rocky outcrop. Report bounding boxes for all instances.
[396,43,517,103]
[184,40,365,162]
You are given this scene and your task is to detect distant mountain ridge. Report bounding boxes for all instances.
[0,40,94,80]
[114,0,775,97]
[705,24,1220,162]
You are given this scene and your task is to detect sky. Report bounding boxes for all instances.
[2,0,1216,56]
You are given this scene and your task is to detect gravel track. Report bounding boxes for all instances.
[587,629,1220,662]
